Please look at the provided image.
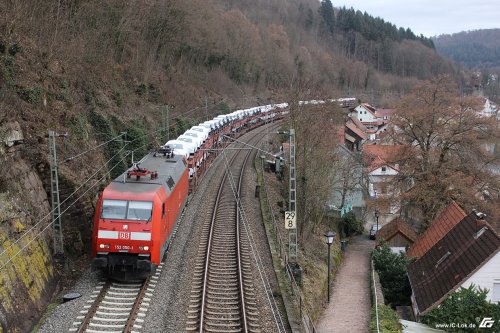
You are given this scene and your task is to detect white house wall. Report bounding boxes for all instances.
[370,166,398,177]
[355,105,376,122]
[459,251,500,303]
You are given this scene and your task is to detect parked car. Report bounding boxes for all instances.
[369,224,381,240]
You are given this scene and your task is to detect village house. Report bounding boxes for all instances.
[477,97,498,118]
[407,211,500,319]
[364,144,405,222]
[350,103,395,141]
[344,117,367,151]
[376,218,417,253]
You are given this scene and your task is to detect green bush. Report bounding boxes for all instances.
[172,117,194,138]
[1,57,17,86]
[8,43,22,56]
[372,242,412,306]
[88,111,126,178]
[371,304,401,332]
[114,90,124,107]
[422,284,500,333]
[218,102,230,114]
[123,120,150,164]
[135,84,147,96]
[16,86,43,105]
[68,115,89,141]
[338,211,364,237]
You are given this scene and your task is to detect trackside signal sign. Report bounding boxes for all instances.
[285,211,296,229]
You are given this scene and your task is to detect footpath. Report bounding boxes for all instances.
[316,235,374,333]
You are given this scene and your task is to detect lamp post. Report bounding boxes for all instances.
[374,209,380,239]
[325,231,335,303]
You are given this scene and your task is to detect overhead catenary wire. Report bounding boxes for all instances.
[0,139,153,271]
[62,133,125,164]
[0,149,134,271]
[0,98,261,269]
[221,145,286,333]
[0,110,207,261]
[0,144,129,262]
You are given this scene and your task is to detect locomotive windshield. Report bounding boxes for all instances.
[102,199,153,221]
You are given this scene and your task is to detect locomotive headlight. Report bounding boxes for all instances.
[99,244,110,249]
[144,246,149,251]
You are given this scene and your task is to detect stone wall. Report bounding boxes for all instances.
[0,133,59,332]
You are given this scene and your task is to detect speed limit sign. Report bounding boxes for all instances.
[284,211,296,229]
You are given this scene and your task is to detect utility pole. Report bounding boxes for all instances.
[288,129,297,262]
[48,130,67,256]
[162,105,169,143]
[205,96,208,121]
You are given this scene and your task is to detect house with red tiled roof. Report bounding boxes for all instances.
[407,211,500,318]
[407,201,466,259]
[344,118,367,151]
[376,218,417,253]
[364,145,405,217]
[351,104,396,141]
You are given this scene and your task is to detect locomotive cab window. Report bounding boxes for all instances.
[127,201,153,221]
[101,199,152,221]
[102,200,127,219]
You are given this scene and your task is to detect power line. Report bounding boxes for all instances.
[62,133,125,164]
[0,101,205,263]
[0,98,261,269]
[0,139,157,271]
[0,131,158,265]
[0,144,129,262]
[0,150,132,271]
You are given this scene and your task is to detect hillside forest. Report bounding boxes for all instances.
[434,29,500,69]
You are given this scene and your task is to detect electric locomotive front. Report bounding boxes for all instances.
[92,152,189,279]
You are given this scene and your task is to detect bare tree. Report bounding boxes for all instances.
[389,75,500,227]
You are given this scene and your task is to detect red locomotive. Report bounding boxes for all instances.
[91,104,289,279]
[92,151,188,279]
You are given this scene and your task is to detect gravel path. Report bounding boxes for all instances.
[315,235,374,333]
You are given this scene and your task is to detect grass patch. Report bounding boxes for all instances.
[371,304,401,333]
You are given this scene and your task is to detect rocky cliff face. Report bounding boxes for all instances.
[0,124,58,332]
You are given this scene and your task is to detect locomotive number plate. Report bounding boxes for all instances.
[118,231,131,239]
[116,245,132,250]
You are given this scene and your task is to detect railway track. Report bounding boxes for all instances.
[186,127,278,333]
[70,268,161,333]
[70,123,280,333]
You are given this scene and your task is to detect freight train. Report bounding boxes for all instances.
[91,103,288,279]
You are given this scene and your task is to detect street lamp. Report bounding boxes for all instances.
[324,231,336,303]
[374,209,380,239]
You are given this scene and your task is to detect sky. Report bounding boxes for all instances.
[335,0,500,37]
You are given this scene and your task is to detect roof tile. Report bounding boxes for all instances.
[408,213,499,315]
[407,201,466,258]
[376,218,417,245]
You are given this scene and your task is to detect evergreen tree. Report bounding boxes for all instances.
[320,0,335,34]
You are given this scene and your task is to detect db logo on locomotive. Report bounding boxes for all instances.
[119,232,130,239]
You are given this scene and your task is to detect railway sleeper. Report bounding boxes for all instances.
[205,328,242,333]
[206,303,240,309]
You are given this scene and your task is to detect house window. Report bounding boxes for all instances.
[381,166,387,172]
[493,283,500,302]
